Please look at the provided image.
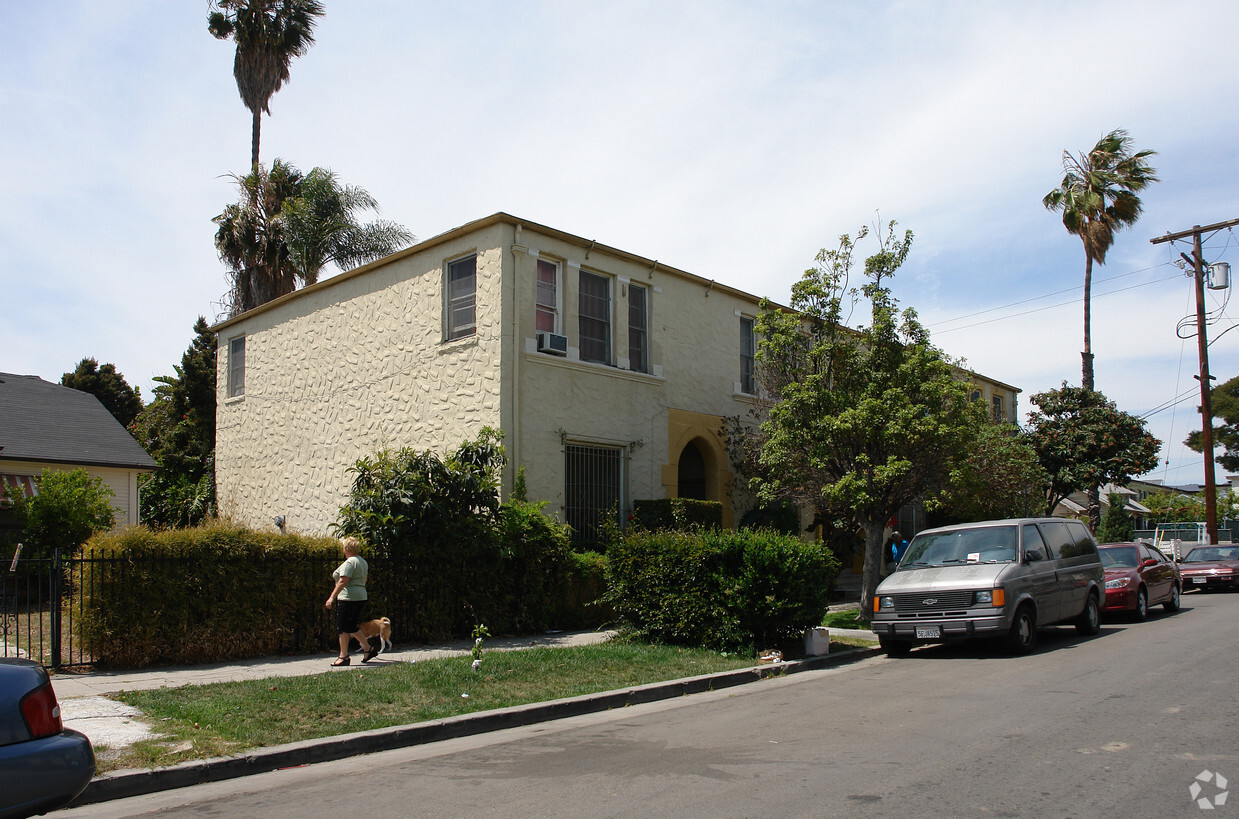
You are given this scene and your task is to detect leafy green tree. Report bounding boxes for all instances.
[7,469,115,558]
[1097,492,1135,543]
[60,358,143,428]
[1025,384,1161,521]
[215,160,413,315]
[1043,129,1157,393]
[1185,373,1239,471]
[1143,492,1205,523]
[931,423,1048,524]
[131,318,218,528]
[208,0,325,172]
[751,222,984,619]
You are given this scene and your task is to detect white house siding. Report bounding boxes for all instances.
[1,459,141,530]
[215,224,508,534]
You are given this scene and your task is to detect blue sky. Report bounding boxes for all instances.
[2,1,1237,485]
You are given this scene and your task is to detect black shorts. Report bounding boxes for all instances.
[335,600,367,634]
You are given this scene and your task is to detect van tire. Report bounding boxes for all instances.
[1133,587,1149,621]
[1005,606,1037,654]
[1164,583,1181,612]
[1075,592,1102,635]
[879,637,912,657]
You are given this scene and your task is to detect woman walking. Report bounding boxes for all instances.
[325,536,377,665]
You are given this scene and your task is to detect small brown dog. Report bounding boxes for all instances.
[357,617,392,654]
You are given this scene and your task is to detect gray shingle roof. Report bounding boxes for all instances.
[0,372,157,470]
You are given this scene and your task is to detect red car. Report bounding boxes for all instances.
[1099,542,1181,620]
[1179,545,1239,592]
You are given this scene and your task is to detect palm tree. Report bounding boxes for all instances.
[214,159,304,315]
[214,160,414,316]
[1044,129,1157,529]
[208,0,325,172]
[281,168,415,285]
[1043,129,1158,392]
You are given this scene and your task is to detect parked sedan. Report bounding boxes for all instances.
[1099,542,1181,620]
[0,659,95,819]
[1179,545,1239,592]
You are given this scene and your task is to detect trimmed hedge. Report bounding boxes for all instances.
[605,528,838,652]
[77,522,341,668]
[630,498,723,532]
[76,516,609,669]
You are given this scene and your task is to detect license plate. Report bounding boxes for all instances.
[1193,577,1206,584]
[915,625,941,639]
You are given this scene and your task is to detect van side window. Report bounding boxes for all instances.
[1065,523,1098,558]
[1021,525,1048,560]
[1037,521,1073,559]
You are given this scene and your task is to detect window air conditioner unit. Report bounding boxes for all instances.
[537,332,568,356]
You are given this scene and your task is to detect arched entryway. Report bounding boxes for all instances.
[677,439,708,500]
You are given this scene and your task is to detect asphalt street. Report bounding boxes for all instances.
[58,590,1239,818]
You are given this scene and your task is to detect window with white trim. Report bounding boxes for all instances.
[628,282,648,373]
[446,254,477,340]
[536,258,559,334]
[578,269,611,365]
[565,443,623,547]
[740,316,756,394]
[228,335,246,398]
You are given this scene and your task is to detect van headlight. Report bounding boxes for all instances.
[876,596,895,611]
[975,589,1004,607]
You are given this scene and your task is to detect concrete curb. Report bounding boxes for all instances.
[71,645,881,807]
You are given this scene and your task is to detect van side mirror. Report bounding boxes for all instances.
[1023,549,1044,564]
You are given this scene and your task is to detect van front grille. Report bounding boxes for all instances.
[890,590,976,611]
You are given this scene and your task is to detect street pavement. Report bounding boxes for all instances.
[54,602,878,808]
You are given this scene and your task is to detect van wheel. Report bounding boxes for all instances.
[879,638,912,658]
[1005,606,1036,654]
[1133,587,1149,621]
[1075,592,1101,635]
[1164,584,1181,612]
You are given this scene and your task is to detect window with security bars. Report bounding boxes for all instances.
[564,444,623,546]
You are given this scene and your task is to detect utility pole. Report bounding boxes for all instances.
[1151,217,1239,545]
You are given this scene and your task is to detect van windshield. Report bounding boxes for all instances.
[901,526,1018,568]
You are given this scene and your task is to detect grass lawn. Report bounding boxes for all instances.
[821,609,867,630]
[99,638,872,773]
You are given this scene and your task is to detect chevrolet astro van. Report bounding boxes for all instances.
[871,518,1104,656]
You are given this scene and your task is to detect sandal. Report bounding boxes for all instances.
[362,645,380,663]
[331,657,350,666]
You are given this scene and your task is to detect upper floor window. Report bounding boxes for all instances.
[579,270,611,365]
[740,316,756,394]
[992,394,1005,422]
[228,335,246,398]
[536,258,559,334]
[446,254,477,340]
[628,283,648,373]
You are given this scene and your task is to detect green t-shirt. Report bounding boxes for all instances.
[333,555,368,601]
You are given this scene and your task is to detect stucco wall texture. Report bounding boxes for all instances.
[214,214,1020,535]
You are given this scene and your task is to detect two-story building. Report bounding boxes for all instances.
[212,213,1020,543]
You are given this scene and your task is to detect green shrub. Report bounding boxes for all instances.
[7,468,116,559]
[605,528,838,651]
[554,550,611,630]
[77,521,340,668]
[630,498,723,532]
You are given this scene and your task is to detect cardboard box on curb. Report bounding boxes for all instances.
[804,627,830,657]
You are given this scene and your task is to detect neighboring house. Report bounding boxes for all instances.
[1055,483,1152,526]
[212,212,1021,543]
[0,372,158,530]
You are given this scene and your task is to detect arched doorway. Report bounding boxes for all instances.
[677,439,708,500]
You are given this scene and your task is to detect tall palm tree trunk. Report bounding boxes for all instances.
[251,110,262,174]
[1082,252,1100,529]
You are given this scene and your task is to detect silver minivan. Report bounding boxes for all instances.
[871,518,1104,656]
